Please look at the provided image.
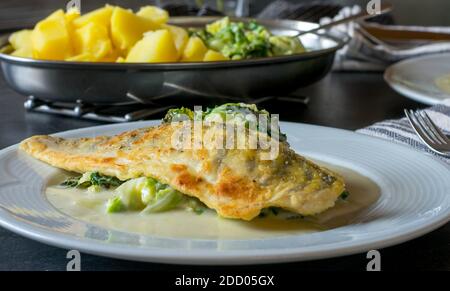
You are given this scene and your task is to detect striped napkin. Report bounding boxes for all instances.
[357,100,450,164]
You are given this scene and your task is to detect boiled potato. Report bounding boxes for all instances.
[9,29,33,51]
[111,6,160,54]
[65,8,80,36]
[181,37,208,62]
[137,6,169,25]
[66,51,119,63]
[31,9,73,60]
[65,7,80,23]
[163,24,188,59]
[203,50,228,62]
[5,4,237,63]
[0,45,13,54]
[73,22,113,60]
[73,5,113,28]
[66,53,93,62]
[97,49,120,62]
[65,8,80,42]
[11,48,33,58]
[126,29,178,63]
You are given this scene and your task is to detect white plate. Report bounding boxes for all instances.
[384,53,450,105]
[0,121,449,265]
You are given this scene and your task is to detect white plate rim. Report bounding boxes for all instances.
[0,121,449,265]
[384,53,450,105]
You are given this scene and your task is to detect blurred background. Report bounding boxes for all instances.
[1,0,450,30]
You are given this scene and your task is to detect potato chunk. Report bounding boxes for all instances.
[181,37,208,62]
[65,7,80,24]
[11,48,33,58]
[126,29,178,63]
[9,29,33,51]
[163,24,188,59]
[73,5,113,28]
[111,7,159,54]
[31,9,73,60]
[137,6,169,25]
[203,50,228,62]
[100,50,120,62]
[73,22,113,60]
[66,53,93,62]
[65,8,80,41]
[9,29,33,58]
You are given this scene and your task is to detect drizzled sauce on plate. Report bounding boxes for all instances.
[46,161,380,240]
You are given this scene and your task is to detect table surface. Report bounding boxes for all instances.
[0,70,448,271]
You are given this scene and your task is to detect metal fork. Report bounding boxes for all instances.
[404,109,450,156]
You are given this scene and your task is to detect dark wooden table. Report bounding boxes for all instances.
[0,70,448,271]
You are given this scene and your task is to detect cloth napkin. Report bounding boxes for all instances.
[357,100,450,164]
[258,0,450,72]
[336,23,450,71]
[321,7,450,71]
[317,6,450,71]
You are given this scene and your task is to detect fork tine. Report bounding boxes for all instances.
[412,111,443,144]
[408,110,435,143]
[405,109,437,148]
[420,111,449,144]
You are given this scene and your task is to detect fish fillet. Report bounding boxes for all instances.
[20,122,345,220]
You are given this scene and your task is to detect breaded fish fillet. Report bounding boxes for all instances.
[20,122,345,220]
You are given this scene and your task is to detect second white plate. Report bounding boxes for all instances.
[385,53,450,105]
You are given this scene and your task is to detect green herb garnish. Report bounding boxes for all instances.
[259,207,282,218]
[89,172,123,188]
[60,172,125,190]
[163,103,287,142]
[60,177,81,188]
[185,197,207,215]
[162,107,195,123]
[269,207,280,216]
[340,190,350,200]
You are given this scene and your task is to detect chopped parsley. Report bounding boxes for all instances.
[60,172,125,190]
[340,190,350,200]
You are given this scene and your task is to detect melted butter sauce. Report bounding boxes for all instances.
[435,73,450,94]
[46,161,380,240]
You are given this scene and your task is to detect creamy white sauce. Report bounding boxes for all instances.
[46,162,380,240]
[435,73,450,94]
